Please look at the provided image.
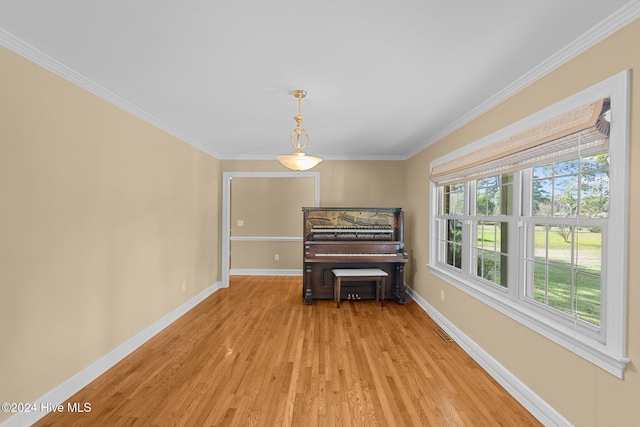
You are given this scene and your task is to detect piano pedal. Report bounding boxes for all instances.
[355,293,361,300]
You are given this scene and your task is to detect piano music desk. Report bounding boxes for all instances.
[332,268,388,308]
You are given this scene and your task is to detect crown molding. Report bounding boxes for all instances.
[0,28,222,160]
[220,153,406,161]
[405,0,640,159]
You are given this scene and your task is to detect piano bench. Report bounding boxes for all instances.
[332,268,388,308]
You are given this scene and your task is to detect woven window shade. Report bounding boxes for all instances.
[431,98,610,184]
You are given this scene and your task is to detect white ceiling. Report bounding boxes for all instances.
[1,1,638,161]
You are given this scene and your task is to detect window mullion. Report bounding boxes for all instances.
[461,182,472,277]
[508,172,523,300]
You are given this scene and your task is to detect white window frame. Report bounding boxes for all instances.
[428,70,630,378]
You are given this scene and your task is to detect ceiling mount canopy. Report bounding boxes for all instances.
[277,89,323,172]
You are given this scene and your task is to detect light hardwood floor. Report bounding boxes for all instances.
[35,276,541,426]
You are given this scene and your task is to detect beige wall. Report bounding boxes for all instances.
[230,176,315,270]
[231,177,315,237]
[405,20,640,427]
[0,47,220,422]
[222,162,406,271]
[221,159,406,208]
[222,161,406,271]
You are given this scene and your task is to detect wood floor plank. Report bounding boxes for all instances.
[33,276,541,426]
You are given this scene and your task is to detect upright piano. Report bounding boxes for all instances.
[302,207,408,304]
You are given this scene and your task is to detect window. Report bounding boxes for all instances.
[429,71,630,378]
[439,183,464,270]
[524,153,608,331]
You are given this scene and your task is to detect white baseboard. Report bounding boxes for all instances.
[0,281,223,427]
[230,269,302,276]
[404,286,572,427]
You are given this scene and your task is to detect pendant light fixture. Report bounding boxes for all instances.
[277,89,323,171]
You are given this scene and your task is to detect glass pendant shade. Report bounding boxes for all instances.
[277,152,323,171]
[277,89,323,171]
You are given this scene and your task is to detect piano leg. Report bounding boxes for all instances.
[393,264,407,304]
[304,265,313,305]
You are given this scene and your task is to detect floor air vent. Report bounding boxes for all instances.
[435,327,453,342]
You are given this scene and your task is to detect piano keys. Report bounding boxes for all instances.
[302,207,408,304]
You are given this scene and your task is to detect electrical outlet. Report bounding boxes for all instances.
[182,281,187,292]
[236,219,244,227]
[440,289,445,301]
[274,254,279,261]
